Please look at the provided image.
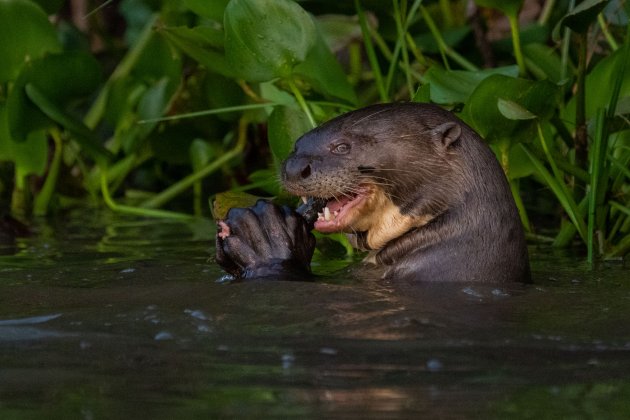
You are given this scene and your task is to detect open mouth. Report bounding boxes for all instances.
[306,187,370,233]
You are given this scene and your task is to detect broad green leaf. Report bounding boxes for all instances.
[7,51,102,142]
[497,99,537,120]
[212,191,262,219]
[260,82,297,106]
[554,0,609,37]
[0,0,61,83]
[132,35,182,92]
[160,25,232,77]
[138,78,171,123]
[0,103,47,178]
[463,75,560,144]
[505,143,536,179]
[474,0,523,17]
[293,31,357,104]
[203,73,246,121]
[412,83,431,103]
[564,47,630,122]
[522,43,567,83]
[520,143,587,240]
[190,139,216,172]
[120,78,172,154]
[248,168,282,196]
[224,0,317,82]
[413,26,471,54]
[25,84,113,165]
[268,105,311,164]
[184,0,230,21]
[316,14,363,52]
[425,66,519,104]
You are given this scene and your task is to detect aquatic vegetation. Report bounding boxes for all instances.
[0,0,629,262]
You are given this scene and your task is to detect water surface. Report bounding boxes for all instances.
[1,209,629,418]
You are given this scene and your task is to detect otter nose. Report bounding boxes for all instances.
[283,156,312,183]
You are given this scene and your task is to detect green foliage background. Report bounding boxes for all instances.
[1,0,629,261]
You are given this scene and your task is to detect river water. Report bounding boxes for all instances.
[0,209,629,418]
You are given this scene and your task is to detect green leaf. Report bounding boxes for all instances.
[0,102,47,178]
[203,73,246,121]
[184,0,230,21]
[520,143,587,241]
[24,84,113,165]
[463,75,560,144]
[412,83,431,103]
[316,14,363,52]
[474,0,523,17]
[0,0,61,83]
[293,30,357,104]
[497,99,537,120]
[563,47,630,122]
[212,191,262,219]
[268,105,311,164]
[248,168,282,195]
[7,51,102,142]
[190,139,216,172]
[159,25,232,77]
[522,43,567,84]
[413,26,471,54]
[133,35,182,90]
[424,66,519,104]
[224,0,317,82]
[120,78,173,154]
[554,0,609,37]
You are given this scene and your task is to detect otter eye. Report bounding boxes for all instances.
[331,143,350,155]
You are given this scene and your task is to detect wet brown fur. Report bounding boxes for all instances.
[281,103,530,283]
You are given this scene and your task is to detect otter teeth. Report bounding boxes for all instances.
[301,196,308,204]
[324,207,331,221]
[317,206,338,222]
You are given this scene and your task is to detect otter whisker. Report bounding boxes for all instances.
[350,108,393,127]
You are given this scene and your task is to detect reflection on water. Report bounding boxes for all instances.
[0,208,629,418]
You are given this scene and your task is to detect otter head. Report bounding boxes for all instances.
[281,103,467,251]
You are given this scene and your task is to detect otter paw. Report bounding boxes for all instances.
[215,200,316,279]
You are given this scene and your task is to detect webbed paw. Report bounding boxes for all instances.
[215,200,315,279]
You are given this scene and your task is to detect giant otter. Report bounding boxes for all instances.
[216,103,530,283]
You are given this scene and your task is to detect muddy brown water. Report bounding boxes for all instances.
[0,209,629,419]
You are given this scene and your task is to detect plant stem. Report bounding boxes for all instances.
[598,13,618,51]
[138,103,276,124]
[575,33,588,167]
[141,118,249,209]
[100,169,192,220]
[439,0,454,27]
[524,131,587,242]
[587,108,606,264]
[33,128,63,216]
[356,0,388,102]
[84,14,159,129]
[507,14,526,76]
[510,179,531,231]
[390,0,414,98]
[287,79,315,128]
[560,0,575,83]
[419,6,478,71]
[538,0,555,26]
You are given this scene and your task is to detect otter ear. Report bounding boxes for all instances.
[431,122,462,150]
